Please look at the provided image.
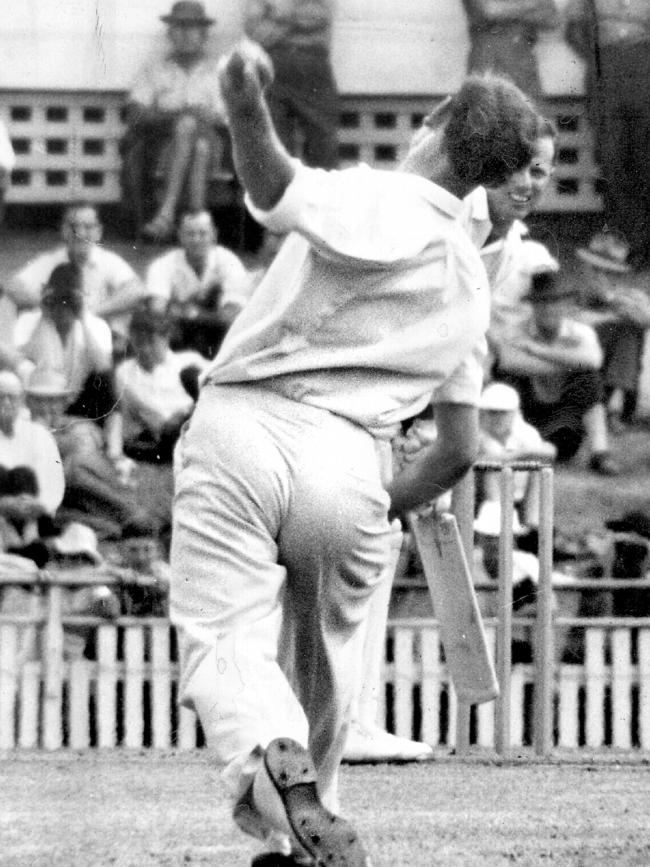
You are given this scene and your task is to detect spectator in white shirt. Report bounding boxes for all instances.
[6,202,145,349]
[113,307,208,463]
[146,209,252,358]
[477,381,556,539]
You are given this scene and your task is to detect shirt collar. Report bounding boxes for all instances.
[401,172,464,219]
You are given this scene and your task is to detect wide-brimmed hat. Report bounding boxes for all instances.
[518,239,559,276]
[25,367,71,398]
[474,501,526,537]
[161,1,215,26]
[522,271,577,304]
[480,382,520,412]
[576,232,631,274]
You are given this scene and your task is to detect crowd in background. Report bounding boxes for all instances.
[0,0,648,637]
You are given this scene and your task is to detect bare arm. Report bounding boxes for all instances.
[387,403,479,520]
[218,46,294,211]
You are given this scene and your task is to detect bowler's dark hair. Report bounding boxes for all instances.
[444,74,540,187]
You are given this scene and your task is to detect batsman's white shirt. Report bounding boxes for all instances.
[202,161,490,435]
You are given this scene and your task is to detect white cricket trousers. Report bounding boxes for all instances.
[170,383,393,807]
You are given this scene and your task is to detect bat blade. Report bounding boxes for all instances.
[408,511,499,705]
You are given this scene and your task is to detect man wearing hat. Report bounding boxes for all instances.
[122,2,232,241]
[493,269,619,474]
[477,381,556,543]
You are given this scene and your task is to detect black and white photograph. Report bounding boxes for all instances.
[1,1,650,864]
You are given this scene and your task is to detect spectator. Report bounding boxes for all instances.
[0,369,64,565]
[145,210,252,358]
[577,257,650,430]
[121,1,229,241]
[477,381,556,544]
[494,268,620,474]
[462,0,559,103]
[0,118,15,224]
[115,518,171,618]
[24,367,148,541]
[6,202,144,349]
[568,0,650,271]
[113,308,208,464]
[14,263,117,427]
[244,0,339,168]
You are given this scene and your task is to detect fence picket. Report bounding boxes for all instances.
[97,625,118,748]
[124,627,145,748]
[151,624,171,749]
[178,705,198,750]
[393,627,414,740]
[510,665,526,748]
[18,661,40,748]
[420,626,441,747]
[639,630,650,749]
[558,666,581,748]
[584,628,606,748]
[611,629,633,749]
[43,586,64,750]
[0,624,18,748]
[68,659,90,749]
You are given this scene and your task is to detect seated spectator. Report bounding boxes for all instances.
[494,268,620,475]
[24,367,148,541]
[0,369,65,566]
[6,202,144,350]
[145,210,252,358]
[244,0,339,169]
[567,0,650,272]
[477,381,556,548]
[0,118,15,224]
[14,263,119,429]
[115,518,171,618]
[576,256,650,431]
[121,1,230,241]
[112,308,208,464]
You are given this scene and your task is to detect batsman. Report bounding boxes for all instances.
[170,43,542,867]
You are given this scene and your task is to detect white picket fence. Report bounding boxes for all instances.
[1,577,650,752]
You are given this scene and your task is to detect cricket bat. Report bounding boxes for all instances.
[407,510,499,705]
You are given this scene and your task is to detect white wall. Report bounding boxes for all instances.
[0,0,585,94]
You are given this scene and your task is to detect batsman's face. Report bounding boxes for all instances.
[487,135,555,226]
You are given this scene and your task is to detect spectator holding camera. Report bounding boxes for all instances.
[145,209,252,358]
[14,263,117,427]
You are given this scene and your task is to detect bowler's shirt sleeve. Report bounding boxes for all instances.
[216,248,253,307]
[431,336,487,407]
[246,161,440,265]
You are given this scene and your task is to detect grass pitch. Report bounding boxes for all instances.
[1,751,650,866]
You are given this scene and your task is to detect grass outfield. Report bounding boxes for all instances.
[1,751,650,866]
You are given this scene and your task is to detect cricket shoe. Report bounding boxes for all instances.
[264,737,372,867]
[343,722,433,764]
